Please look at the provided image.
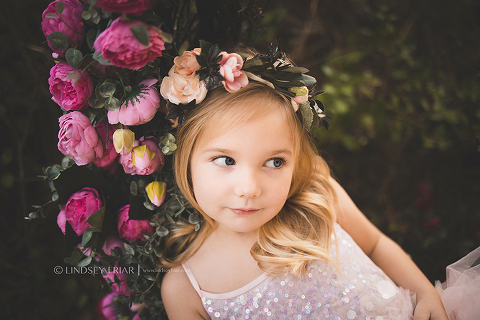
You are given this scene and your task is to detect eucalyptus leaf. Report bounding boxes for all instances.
[124,243,135,255]
[195,223,200,231]
[188,213,200,224]
[159,32,173,43]
[82,230,93,247]
[130,181,138,196]
[77,256,93,267]
[45,13,59,19]
[72,74,81,85]
[86,206,105,230]
[45,164,63,181]
[97,81,117,99]
[55,1,65,15]
[66,72,79,79]
[300,103,314,131]
[144,201,156,211]
[130,25,150,47]
[47,32,69,51]
[82,11,92,20]
[104,97,120,111]
[65,48,83,69]
[156,226,169,237]
[52,192,59,202]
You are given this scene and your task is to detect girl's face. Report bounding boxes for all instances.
[190,111,295,235]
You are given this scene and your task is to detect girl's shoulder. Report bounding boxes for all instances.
[160,265,209,319]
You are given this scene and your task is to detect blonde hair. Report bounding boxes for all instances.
[158,82,337,276]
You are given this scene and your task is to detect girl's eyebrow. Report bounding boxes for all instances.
[202,147,292,156]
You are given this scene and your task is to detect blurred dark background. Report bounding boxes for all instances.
[1,0,479,319]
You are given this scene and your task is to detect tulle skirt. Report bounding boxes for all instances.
[435,246,480,320]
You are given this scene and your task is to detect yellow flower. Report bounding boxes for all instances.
[145,181,166,206]
[112,128,135,155]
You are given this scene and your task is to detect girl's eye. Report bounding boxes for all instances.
[265,158,285,168]
[213,156,235,166]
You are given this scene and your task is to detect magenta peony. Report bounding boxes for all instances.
[98,292,121,320]
[49,63,93,111]
[102,262,130,296]
[93,17,166,70]
[63,188,102,235]
[93,121,118,168]
[58,111,104,165]
[57,207,66,234]
[219,52,248,92]
[117,205,154,242]
[107,79,161,126]
[118,137,164,175]
[41,0,85,56]
[95,0,155,15]
[102,235,125,256]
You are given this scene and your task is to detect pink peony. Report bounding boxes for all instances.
[160,67,207,105]
[93,17,165,70]
[63,188,102,236]
[58,111,104,165]
[41,0,85,56]
[118,137,164,175]
[93,121,118,168]
[102,262,130,296]
[107,79,161,126]
[219,52,248,92]
[172,48,201,76]
[49,63,93,111]
[98,292,121,320]
[117,205,154,242]
[95,0,155,15]
[102,235,125,256]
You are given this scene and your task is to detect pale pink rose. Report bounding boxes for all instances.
[172,48,201,75]
[118,137,164,175]
[57,207,66,234]
[49,63,93,111]
[64,188,102,236]
[98,292,121,320]
[41,0,84,56]
[102,262,130,296]
[102,235,125,256]
[93,17,165,70]
[95,0,154,15]
[93,121,118,168]
[219,52,248,92]
[117,205,154,242]
[58,111,104,166]
[107,79,160,125]
[290,86,309,111]
[160,68,207,105]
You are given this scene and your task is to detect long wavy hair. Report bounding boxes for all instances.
[158,82,338,276]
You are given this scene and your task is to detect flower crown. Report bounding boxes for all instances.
[33,1,328,319]
[161,39,328,131]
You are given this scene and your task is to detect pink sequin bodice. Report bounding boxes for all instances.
[182,224,415,319]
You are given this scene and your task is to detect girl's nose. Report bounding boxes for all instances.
[234,168,261,199]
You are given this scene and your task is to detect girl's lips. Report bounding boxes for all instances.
[230,208,259,215]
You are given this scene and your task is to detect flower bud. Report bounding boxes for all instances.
[131,145,156,170]
[145,181,166,207]
[113,128,135,155]
[289,86,309,112]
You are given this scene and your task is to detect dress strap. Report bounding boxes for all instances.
[181,260,202,297]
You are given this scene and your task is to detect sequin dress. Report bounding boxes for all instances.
[182,223,416,320]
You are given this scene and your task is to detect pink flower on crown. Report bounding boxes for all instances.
[107,79,160,126]
[102,262,130,296]
[49,63,93,111]
[95,0,155,15]
[93,17,165,70]
[219,52,248,92]
[160,49,207,105]
[41,0,84,56]
[57,188,102,235]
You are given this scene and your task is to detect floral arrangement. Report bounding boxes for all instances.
[30,0,327,318]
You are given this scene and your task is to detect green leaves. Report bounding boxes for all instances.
[130,25,150,47]
[47,32,69,51]
[65,48,83,69]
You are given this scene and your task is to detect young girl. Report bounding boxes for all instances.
[158,82,459,319]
